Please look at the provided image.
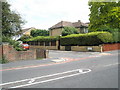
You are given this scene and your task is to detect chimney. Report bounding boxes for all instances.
[78,20,81,22]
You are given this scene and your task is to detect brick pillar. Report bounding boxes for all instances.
[2,43,9,60]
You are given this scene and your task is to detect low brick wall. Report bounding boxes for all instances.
[30,46,58,50]
[2,44,36,62]
[60,46,65,51]
[71,46,102,52]
[28,43,120,52]
[0,43,48,62]
[102,43,120,51]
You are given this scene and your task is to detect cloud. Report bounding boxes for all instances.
[8,0,90,29]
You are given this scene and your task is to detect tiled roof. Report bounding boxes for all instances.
[49,20,88,30]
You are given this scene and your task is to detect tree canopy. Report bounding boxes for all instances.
[88,1,120,32]
[62,27,79,36]
[2,2,25,38]
[30,29,49,37]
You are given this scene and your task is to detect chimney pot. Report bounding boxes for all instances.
[78,20,81,22]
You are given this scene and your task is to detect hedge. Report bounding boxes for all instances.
[60,32,113,46]
[24,36,59,42]
[112,31,120,43]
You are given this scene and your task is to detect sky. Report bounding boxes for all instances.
[8,0,90,30]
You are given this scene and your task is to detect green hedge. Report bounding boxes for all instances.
[24,36,59,42]
[111,31,120,43]
[60,32,113,46]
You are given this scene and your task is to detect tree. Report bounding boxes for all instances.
[31,29,49,37]
[2,2,25,39]
[88,1,120,32]
[19,35,32,41]
[62,27,79,36]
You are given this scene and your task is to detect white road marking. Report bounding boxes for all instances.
[0,69,91,88]
[11,69,91,88]
[28,79,35,84]
[0,69,80,86]
[89,55,101,57]
[51,58,68,62]
[103,63,119,67]
[89,53,113,58]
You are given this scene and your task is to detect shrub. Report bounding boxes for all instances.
[31,29,49,37]
[112,31,120,43]
[0,55,9,64]
[62,27,79,36]
[3,37,25,51]
[60,32,113,46]
[97,27,120,43]
[19,35,32,41]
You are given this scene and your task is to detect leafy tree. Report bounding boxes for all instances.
[2,2,25,39]
[62,27,79,36]
[19,35,32,41]
[31,29,49,37]
[88,1,120,32]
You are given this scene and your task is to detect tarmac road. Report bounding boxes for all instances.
[0,50,119,89]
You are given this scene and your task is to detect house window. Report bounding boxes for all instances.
[80,27,88,33]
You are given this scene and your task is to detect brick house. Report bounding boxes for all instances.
[49,20,89,36]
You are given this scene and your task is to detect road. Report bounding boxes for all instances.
[0,50,119,89]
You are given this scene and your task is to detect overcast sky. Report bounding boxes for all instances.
[8,0,90,29]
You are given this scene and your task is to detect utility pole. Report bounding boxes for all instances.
[1,43,3,60]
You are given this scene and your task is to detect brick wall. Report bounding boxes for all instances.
[71,46,102,52]
[1,43,48,62]
[102,43,120,52]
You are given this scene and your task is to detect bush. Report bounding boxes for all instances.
[19,35,32,41]
[97,27,120,43]
[31,29,49,37]
[3,37,25,51]
[62,27,79,36]
[60,32,113,46]
[112,31,120,43]
[0,55,9,64]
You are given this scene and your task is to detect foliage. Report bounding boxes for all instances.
[2,37,25,51]
[19,35,32,41]
[0,55,9,64]
[31,29,49,37]
[62,27,79,36]
[60,32,113,46]
[97,27,120,43]
[2,2,25,38]
[88,1,120,32]
[112,31,120,43]
[24,36,59,42]
[9,39,27,51]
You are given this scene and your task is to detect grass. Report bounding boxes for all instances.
[36,57,44,60]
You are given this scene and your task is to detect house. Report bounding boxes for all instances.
[49,20,89,36]
[13,27,36,41]
[22,27,36,36]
